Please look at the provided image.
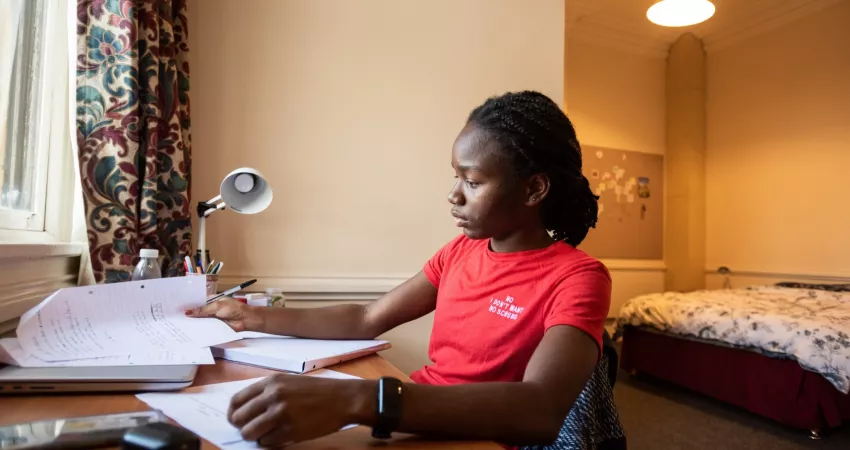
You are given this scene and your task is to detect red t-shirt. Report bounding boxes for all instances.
[409,235,612,386]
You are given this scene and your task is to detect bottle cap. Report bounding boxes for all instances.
[140,249,159,258]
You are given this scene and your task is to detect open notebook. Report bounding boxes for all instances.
[211,332,391,374]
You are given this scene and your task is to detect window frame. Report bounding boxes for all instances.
[0,0,77,245]
[1,0,49,233]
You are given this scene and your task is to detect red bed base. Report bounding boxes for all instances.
[619,326,850,433]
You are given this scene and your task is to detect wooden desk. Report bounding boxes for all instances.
[0,355,500,449]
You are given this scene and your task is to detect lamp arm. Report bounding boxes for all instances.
[197,215,208,270]
[195,198,225,270]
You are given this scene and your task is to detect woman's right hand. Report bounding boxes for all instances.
[184,299,262,332]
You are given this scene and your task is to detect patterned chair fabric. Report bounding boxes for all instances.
[521,330,627,450]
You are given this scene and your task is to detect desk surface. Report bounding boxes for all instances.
[0,355,500,449]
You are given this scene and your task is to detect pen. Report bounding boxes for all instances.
[184,256,194,274]
[206,279,257,304]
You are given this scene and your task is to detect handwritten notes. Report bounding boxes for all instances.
[14,277,239,362]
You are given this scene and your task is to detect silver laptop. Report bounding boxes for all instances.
[0,364,197,394]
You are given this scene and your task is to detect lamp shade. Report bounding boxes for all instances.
[219,167,273,214]
[647,0,715,27]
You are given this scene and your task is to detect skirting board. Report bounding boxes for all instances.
[217,259,667,302]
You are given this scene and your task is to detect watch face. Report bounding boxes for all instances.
[374,377,403,438]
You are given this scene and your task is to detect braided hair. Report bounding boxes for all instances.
[467,90,598,247]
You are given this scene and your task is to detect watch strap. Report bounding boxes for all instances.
[372,376,403,439]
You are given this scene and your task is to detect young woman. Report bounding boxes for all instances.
[187,91,624,449]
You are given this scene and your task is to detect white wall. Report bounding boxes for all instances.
[188,0,565,374]
[705,0,850,284]
[284,300,431,376]
[565,38,668,316]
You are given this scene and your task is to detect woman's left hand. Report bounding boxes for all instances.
[228,373,371,447]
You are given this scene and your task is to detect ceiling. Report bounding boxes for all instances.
[567,0,844,57]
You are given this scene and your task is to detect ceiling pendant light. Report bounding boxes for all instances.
[647,0,716,27]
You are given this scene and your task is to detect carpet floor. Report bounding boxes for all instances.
[613,369,850,450]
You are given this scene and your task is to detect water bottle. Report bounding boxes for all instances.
[132,249,163,281]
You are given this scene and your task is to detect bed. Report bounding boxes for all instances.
[614,283,850,438]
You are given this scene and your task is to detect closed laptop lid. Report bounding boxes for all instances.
[0,365,198,383]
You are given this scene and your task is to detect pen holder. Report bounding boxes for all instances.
[205,275,218,297]
[187,273,217,297]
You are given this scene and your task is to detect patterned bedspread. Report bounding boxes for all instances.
[614,285,850,393]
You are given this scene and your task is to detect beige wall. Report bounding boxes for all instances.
[565,39,666,155]
[189,0,564,281]
[705,0,850,281]
[565,37,667,316]
[188,0,565,374]
[285,300,432,376]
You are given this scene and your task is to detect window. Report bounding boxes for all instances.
[0,0,76,244]
[1,0,50,232]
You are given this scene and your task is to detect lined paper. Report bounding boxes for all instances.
[15,277,239,361]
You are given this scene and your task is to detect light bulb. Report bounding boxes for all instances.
[647,0,715,27]
[233,173,255,193]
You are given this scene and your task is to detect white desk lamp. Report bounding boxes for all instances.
[196,167,273,270]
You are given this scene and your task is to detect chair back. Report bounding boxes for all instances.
[520,343,626,450]
[602,329,618,387]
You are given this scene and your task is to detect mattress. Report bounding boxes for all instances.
[614,285,850,393]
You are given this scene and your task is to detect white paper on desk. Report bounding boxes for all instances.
[136,370,361,449]
[0,338,215,367]
[15,277,239,361]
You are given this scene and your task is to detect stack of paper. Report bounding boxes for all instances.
[136,370,362,449]
[0,338,215,366]
[4,277,391,372]
[3,277,239,367]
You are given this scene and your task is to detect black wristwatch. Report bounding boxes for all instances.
[372,376,403,439]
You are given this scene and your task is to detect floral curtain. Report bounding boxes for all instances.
[75,0,192,283]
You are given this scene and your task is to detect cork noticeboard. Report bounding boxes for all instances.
[577,146,664,260]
